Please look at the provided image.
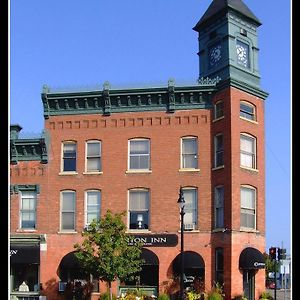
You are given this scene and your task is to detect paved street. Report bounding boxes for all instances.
[267,289,291,300]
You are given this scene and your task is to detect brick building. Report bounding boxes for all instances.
[10,1,269,299]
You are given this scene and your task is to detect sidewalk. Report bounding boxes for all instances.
[267,289,291,300]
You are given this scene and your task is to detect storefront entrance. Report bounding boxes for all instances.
[173,251,205,291]
[10,243,41,299]
[120,248,159,297]
[239,247,265,300]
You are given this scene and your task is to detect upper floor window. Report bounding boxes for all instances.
[214,101,224,119]
[214,134,224,168]
[214,186,224,229]
[182,188,198,231]
[85,190,101,226]
[128,189,149,230]
[181,137,198,169]
[240,134,256,169]
[20,191,36,229]
[86,140,101,172]
[129,139,150,170]
[61,191,76,231]
[240,186,256,229]
[62,142,77,172]
[240,101,256,121]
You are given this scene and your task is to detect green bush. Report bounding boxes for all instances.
[259,291,273,300]
[207,292,223,300]
[99,291,117,300]
[157,294,170,300]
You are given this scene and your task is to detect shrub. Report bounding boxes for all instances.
[259,291,273,300]
[157,294,170,300]
[100,291,117,300]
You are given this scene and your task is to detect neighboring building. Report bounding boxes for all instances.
[9,1,269,300]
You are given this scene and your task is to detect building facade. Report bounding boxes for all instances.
[10,1,268,300]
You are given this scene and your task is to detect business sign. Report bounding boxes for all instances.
[127,234,178,247]
[10,245,40,264]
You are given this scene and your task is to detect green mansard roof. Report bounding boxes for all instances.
[193,0,261,31]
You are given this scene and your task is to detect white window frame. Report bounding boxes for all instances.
[181,136,198,169]
[182,187,198,231]
[240,101,256,121]
[214,134,224,168]
[85,190,101,226]
[214,100,224,120]
[19,191,37,230]
[85,140,102,173]
[128,138,150,171]
[214,186,224,229]
[60,190,76,231]
[240,185,256,230]
[240,133,257,169]
[61,141,77,173]
[128,189,150,231]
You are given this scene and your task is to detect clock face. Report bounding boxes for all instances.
[209,44,222,66]
[236,40,249,68]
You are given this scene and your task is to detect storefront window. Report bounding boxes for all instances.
[10,264,39,292]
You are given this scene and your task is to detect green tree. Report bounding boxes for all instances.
[74,210,144,300]
[264,253,280,276]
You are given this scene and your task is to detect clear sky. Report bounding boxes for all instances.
[9,0,291,255]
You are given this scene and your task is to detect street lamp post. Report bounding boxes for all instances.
[177,187,185,300]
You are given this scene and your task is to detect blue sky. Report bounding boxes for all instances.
[9,0,291,254]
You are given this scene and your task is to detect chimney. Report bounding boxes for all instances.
[10,124,22,140]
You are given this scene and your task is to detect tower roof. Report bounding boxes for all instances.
[193,0,261,31]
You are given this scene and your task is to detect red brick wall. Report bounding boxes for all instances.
[10,87,266,299]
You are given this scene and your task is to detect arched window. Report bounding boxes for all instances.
[240,101,256,121]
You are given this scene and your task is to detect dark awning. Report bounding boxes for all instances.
[141,248,159,266]
[10,244,40,264]
[239,247,265,269]
[173,251,204,274]
[59,252,82,269]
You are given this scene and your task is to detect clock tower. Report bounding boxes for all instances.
[193,0,262,90]
[193,1,268,300]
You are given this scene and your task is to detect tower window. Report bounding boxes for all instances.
[240,101,256,121]
[214,100,224,119]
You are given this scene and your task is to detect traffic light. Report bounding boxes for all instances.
[269,247,277,260]
[277,248,286,260]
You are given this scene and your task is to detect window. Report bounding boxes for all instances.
[214,186,224,229]
[129,189,149,230]
[86,141,101,172]
[129,139,150,170]
[85,191,101,225]
[214,101,224,119]
[20,191,36,229]
[182,188,198,231]
[61,191,76,231]
[214,134,224,167]
[240,134,256,169]
[62,142,77,172]
[215,248,224,285]
[240,186,256,229]
[181,137,198,169]
[240,101,256,121]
